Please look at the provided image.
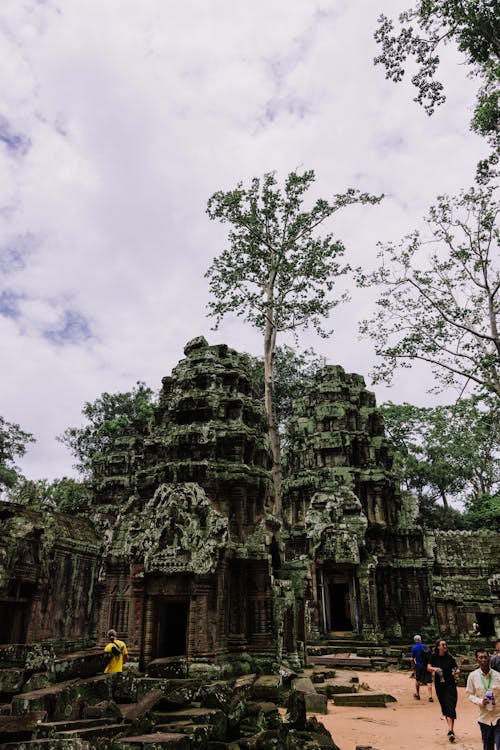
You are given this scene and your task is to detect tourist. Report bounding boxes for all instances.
[103,628,128,673]
[466,648,500,750]
[428,639,460,743]
[473,622,482,637]
[491,640,500,673]
[410,634,433,702]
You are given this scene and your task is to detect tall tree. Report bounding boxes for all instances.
[58,381,155,476]
[380,398,499,511]
[374,1,500,143]
[205,169,381,507]
[0,416,35,494]
[358,184,500,398]
[247,345,327,444]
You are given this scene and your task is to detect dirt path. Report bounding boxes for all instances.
[317,670,483,750]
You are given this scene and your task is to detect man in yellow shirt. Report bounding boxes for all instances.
[103,629,128,673]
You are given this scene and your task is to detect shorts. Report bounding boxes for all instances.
[416,666,432,684]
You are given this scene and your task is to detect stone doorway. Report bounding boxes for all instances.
[152,599,189,658]
[0,601,28,644]
[476,612,495,638]
[320,568,360,634]
[328,583,352,630]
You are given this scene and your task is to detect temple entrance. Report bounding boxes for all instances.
[0,601,28,644]
[152,599,189,658]
[476,612,495,638]
[329,583,352,630]
[319,566,360,634]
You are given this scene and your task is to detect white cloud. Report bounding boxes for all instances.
[0,0,488,480]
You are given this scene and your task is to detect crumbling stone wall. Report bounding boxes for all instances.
[92,337,307,675]
[0,501,100,647]
[283,364,499,642]
[2,343,498,666]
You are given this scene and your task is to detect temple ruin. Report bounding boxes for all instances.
[1,336,499,668]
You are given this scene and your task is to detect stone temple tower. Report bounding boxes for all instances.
[92,337,307,674]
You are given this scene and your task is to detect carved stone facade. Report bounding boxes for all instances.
[0,346,498,666]
[283,365,500,641]
[92,336,306,674]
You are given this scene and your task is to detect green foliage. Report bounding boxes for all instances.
[418,495,466,529]
[12,477,90,514]
[0,416,35,492]
[380,398,499,522]
[358,184,500,399]
[462,492,500,531]
[206,169,381,503]
[206,169,382,338]
[247,345,327,438]
[58,381,156,476]
[374,1,500,144]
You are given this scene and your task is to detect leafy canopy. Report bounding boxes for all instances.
[247,345,327,441]
[380,397,499,516]
[11,477,90,515]
[58,381,155,476]
[0,416,35,493]
[206,170,382,338]
[358,184,500,399]
[374,0,500,142]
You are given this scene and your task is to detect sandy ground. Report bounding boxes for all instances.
[317,670,484,750]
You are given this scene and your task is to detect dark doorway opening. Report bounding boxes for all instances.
[329,583,352,630]
[0,602,28,644]
[476,612,495,638]
[153,600,189,659]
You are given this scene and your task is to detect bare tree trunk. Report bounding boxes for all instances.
[439,487,449,510]
[263,300,281,514]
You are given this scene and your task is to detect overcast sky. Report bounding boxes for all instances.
[0,0,486,481]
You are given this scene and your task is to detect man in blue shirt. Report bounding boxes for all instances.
[411,634,433,701]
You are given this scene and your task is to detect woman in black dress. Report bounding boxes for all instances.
[427,639,460,743]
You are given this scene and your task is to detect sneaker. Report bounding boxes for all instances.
[429,697,433,702]
[447,730,455,743]
[413,694,420,700]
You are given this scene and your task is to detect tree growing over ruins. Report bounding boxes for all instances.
[0,416,35,494]
[247,345,327,444]
[374,1,499,142]
[205,169,381,506]
[58,381,155,476]
[358,183,500,400]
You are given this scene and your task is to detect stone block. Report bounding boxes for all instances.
[302,692,328,714]
[113,733,191,749]
[23,673,51,692]
[55,723,127,740]
[332,693,393,707]
[309,655,372,670]
[119,690,165,720]
[0,667,27,693]
[47,650,104,683]
[12,675,114,721]
[34,717,114,738]
[251,675,282,703]
[152,707,227,741]
[147,658,189,679]
[291,677,315,694]
[0,711,47,741]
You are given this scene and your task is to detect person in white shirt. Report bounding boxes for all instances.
[466,649,500,750]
